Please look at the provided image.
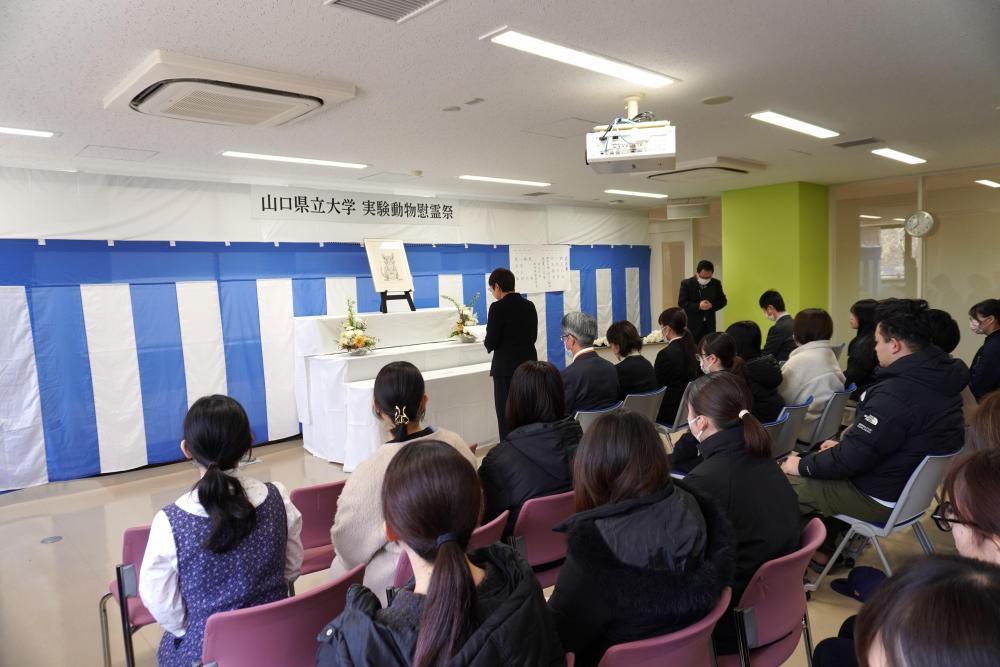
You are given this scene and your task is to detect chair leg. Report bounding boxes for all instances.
[805,527,856,593]
[913,523,935,555]
[98,593,113,667]
[802,610,815,667]
[869,537,893,576]
[734,608,752,667]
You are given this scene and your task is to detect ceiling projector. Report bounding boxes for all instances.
[585,97,676,174]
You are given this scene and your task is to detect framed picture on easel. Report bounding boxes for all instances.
[364,238,416,312]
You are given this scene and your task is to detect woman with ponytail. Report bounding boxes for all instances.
[317,441,564,667]
[139,395,303,667]
[682,372,799,654]
[704,328,785,423]
[330,361,475,606]
[654,306,700,424]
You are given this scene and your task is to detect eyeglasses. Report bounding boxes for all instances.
[931,501,981,532]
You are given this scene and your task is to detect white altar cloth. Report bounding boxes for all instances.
[595,341,667,366]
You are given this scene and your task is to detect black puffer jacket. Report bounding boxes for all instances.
[479,418,582,538]
[316,543,566,667]
[845,330,878,400]
[739,355,786,423]
[547,482,733,667]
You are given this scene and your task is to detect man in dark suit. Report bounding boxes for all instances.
[678,260,727,342]
[560,311,619,414]
[759,289,796,362]
[484,267,538,439]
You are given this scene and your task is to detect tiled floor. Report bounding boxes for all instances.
[0,439,956,666]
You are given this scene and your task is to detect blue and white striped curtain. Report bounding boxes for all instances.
[0,240,650,489]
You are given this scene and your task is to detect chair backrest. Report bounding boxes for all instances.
[663,380,695,432]
[832,342,846,361]
[201,563,364,667]
[762,412,789,442]
[622,387,667,423]
[806,383,856,447]
[510,491,576,568]
[771,396,813,459]
[736,518,827,649]
[886,451,963,527]
[290,480,347,551]
[597,587,732,667]
[122,525,152,570]
[575,402,623,433]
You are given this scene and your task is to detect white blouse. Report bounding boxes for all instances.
[138,469,303,637]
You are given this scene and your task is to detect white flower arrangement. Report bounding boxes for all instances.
[442,293,480,340]
[643,329,665,344]
[592,337,609,348]
[338,299,378,352]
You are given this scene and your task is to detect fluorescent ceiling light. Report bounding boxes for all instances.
[975,179,1000,188]
[871,147,926,165]
[459,174,551,187]
[484,28,676,88]
[859,214,882,219]
[604,189,669,199]
[221,150,367,169]
[0,125,56,138]
[892,217,906,222]
[749,111,839,139]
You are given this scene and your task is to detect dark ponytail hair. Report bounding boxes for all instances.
[659,306,698,373]
[851,298,878,335]
[382,441,482,667]
[373,361,426,442]
[699,332,746,376]
[687,373,770,458]
[183,395,256,553]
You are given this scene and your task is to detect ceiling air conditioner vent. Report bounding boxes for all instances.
[323,0,447,23]
[104,50,356,127]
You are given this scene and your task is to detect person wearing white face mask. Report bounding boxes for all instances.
[758,290,796,362]
[678,260,727,342]
[968,298,1000,401]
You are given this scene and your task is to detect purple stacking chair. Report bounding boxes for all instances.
[508,490,577,588]
[596,587,733,667]
[393,509,511,588]
[717,518,827,667]
[290,479,347,577]
[199,563,364,667]
[98,525,156,667]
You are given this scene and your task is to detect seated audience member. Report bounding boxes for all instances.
[845,299,879,400]
[781,299,967,527]
[968,298,1000,400]
[759,289,796,362]
[715,325,786,422]
[139,395,303,667]
[317,441,565,667]
[478,361,582,538]
[682,373,799,653]
[779,308,846,442]
[654,306,700,425]
[560,311,619,414]
[969,390,1000,451]
[330,361,475,605]
[547,410,733,667]
[927,307,978,424]
[606,320,657,400]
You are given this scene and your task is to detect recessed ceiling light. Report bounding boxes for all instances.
[871,147,926,165]
[604,189,669,199]
[0,125,57,138]
[482,28,676,88]
[701,96,734,105]
[459,174,551,187]
[749,111,839,139]
[220,150,367,169]
[975,179,1000,188]
[859,214,882,219]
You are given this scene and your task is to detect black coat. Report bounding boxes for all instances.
[682,426,800,653]
[615,355,658,401]
[484,293,538,378]
[762,314,796,363]
[547,482,733,667]
[740,355,786,423]
[562,351,620,414]
[479,417,582,539]
[970,330,1000,401]
[845,330,878,400]
[316,543,566,667]
[654,340,699,425]
[799,347,968,501]
[678,276,727,341]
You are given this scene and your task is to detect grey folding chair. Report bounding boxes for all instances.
[805,450,962,592]
[622,387,666,424]
[658,381,695,434]
[771,396,813,461]
[575,401,623,433]
[800,383,856,451]
[762,412,790,459]
[831,342,846,361]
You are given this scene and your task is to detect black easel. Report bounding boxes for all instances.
[379,290,416,313]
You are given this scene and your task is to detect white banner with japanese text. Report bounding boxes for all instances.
[250,186,459,224]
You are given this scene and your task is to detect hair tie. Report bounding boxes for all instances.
[435,532,460,549]
[393,405,409,426]
[738,409,750,420]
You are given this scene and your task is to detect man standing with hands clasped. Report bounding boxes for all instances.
[679,260,727,342]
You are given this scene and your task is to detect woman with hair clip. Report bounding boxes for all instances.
[681,372,800,654]
[330,361,475,605]
[139,395,303,667]
[317,441,565,667]
[547,410,733,667]
[654,306,700,424]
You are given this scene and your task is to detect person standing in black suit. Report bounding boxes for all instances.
[484,267,538,439]
[759,289,796,363]
[560,311,619,414]
[678,260,727,342]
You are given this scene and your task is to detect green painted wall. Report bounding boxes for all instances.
[721,182,829,332]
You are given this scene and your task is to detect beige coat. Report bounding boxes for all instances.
[779,340,847,441]
[329,427,475,605]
